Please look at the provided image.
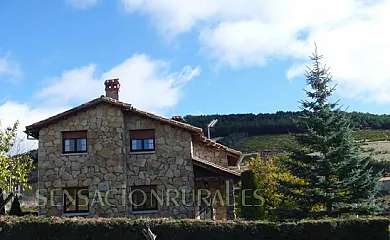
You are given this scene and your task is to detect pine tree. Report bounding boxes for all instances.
[283,45,383,217]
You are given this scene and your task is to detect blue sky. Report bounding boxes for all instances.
[1,0,390,149]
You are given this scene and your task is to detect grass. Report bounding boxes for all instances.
[235,134,300,153]
[354,130,390,142]
[20,199,38,213]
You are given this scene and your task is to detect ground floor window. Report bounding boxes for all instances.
[131,185,158,212]
[63,187,89,214]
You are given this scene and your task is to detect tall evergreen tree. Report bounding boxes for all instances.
[283,45,383,217]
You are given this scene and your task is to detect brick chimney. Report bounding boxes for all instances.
[104,78,120,100]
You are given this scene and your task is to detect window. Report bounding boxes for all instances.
[62,131,87,153]
[63,187,89,214]
[131,185,158,212]
[130,129,155,152]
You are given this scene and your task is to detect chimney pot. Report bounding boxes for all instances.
[171,116,185,123]
[104,78,120,100]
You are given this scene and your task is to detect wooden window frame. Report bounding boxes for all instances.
[63,187,89,214]
[131,185,158,212]
[129,129,155,152]
[62,131,87,154]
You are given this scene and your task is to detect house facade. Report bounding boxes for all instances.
[25,79,242,220]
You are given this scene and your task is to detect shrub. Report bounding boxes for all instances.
[0,216,388,240]
[240,170,264,220]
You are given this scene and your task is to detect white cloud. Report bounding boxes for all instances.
[0,54,21,80]
[102,55,200,113]
[36,64,99,106]
[0,101,68,153]
[0,54,199,152]
[122,0,390,103]
[65,0,99,9]
[36,54,200,113]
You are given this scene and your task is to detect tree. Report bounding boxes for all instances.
[239,170,264,220]
[9,195,23,216]
[0,120,34,213]
[245,154,305,220]
[282,45,383,217]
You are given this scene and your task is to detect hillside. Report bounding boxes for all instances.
[185,113,390,171]
[185,111,390,135]
[184,111,390,152]
[231,130,390,154]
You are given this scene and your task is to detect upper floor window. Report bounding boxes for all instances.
[62,131,87,154]
[130,129,155,152]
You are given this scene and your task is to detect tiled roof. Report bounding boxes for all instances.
[192,156,240,177]
[25,96,203,134]
[25,96,242,160]
[130,105,203,134]
[25,97,127,132]
[199,136,242,157]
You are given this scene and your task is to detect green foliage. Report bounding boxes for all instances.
[245,154,306,220]
[236,134,301,153]
[239,170,264,220]
[218,132,248,149]
[185,112,304,138]
[9,196,22,216]
[283,46,383,217]
[0,216,388,240]
[219,130,390,154]
[0,120,34,193]
[185,112,390,144]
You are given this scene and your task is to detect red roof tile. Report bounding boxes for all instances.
[25,96,242,160]
[25,96,202,134]
[199,136,242,157]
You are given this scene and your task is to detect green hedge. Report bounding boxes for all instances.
[0,216,388,240]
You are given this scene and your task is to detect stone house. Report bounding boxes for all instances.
[25,79,243,220]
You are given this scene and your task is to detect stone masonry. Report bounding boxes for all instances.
[124,112,195,218]
[37,102,196,218]
[193,143,229,167]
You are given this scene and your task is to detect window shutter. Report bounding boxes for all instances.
[63,131,87,139]
[130,129,155,139]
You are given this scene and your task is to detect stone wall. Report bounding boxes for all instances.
[192,143,228,167]
[124,113,195,219]
[37,103,196,219]
[38,103,126,217]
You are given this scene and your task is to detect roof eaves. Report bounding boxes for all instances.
[192,156,240,177]
[24,96,136,131]
[130,107,203,133]
[200,136,242,156]
[25,97,104,131]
